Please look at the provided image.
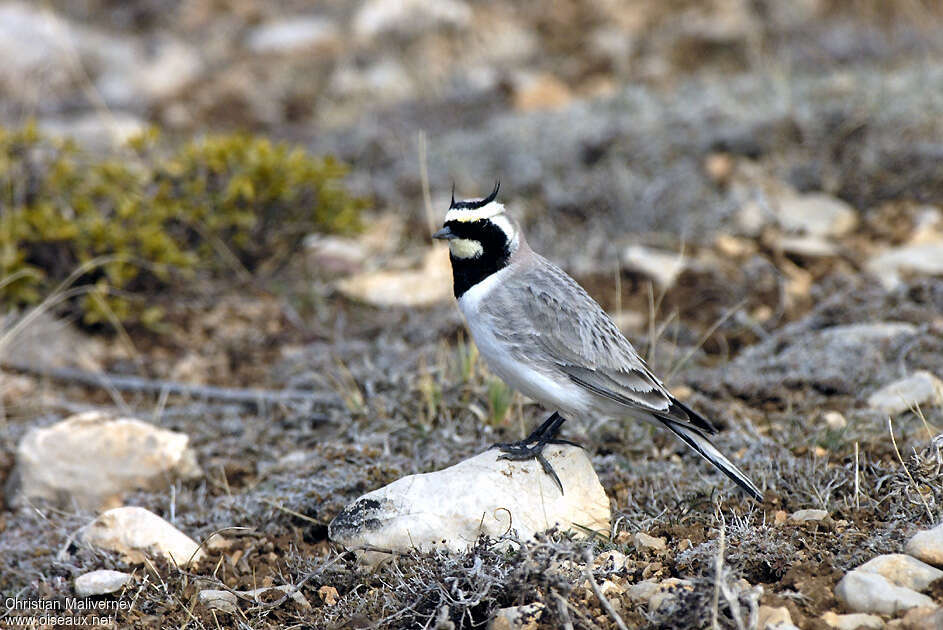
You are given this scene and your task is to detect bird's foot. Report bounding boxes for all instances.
[491,412,582,494]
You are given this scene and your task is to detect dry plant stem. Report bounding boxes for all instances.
[711,523,725,630]
[582,549,629,630]
[0,360,336,411]
[888,417,934,521]
[554,592,575,630]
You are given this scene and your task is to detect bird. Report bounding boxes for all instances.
[432,183,763,501]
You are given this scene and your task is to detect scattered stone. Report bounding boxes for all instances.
[81,506,205,567]
[489,602,545,630]
[353,0,472,41]
[336,246,452,307]
[304,234,369,274]
[857,553,943,592]
[867,371,943,416]
[774,510,788,525]
[626,578,694,611]
[633,532,667,552]
[888,605,943,630]
[775,234,839,258]
[775,193,858,237]
[328,445,610,558]
[821,611,884,630]
[9,411,201,511]
[789,509,829,523]
[512,73,573,112]
[318,585,339,606]
[240,585,310,609]
[834,570,936,614]
[866,240,943,289]
[823,411,848,430]
[621,244,687,290]
[758,605,794,629]
[39,112,147,150]
[246,17,340,55]
[0,371,36,405]
[199,589,238,614]
[905,522,943,568]
[595,550,628,572]
[74,570,132,597]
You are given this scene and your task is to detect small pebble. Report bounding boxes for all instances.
[489,602,544,630]
[823,411,847,430]
[74,570,132,597]
[789,509,829,523]
[834,570,936,614]
[820,611,883,630]
[905,521,943,568]
[857,553,943,592]
[198,589,238,614]
[633,532,667,552]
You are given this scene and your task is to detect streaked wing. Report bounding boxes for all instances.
[493,256,717,434]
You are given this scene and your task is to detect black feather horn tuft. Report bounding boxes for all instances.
[450,180,501,210]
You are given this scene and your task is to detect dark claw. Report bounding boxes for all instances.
[491,412,582,495]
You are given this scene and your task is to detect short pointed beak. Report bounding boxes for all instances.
[432,226,455,240]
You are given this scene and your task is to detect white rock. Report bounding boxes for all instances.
[354,0,472,41]
[622,245,687,290]
[905,522,943,568]
[789,509,829,523]
[595,550,628,572]
[328,445,610,556]
[328,59,415,104]
[867,371,943,416]
[199,589,238,614]
[10,411,201,511]
[823,411,847,430]
[775,235,839,258]
[758,605,794,629]
[81,506,205,567]
[776,193,858,237]
[858,553,943,591]
[240,585,310,609]
[626,578,693,611]
[134,37,202,102]
[633,532,667,552]
[74,570,132,597]
[866,240,943,289]
[489,602,544,630]
[336,247,452,307]
[247,17,339,55]
[821,611,884,630]
[834,570,936,614]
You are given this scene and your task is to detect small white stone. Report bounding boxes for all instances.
[329,445,610,557]
[239,585,310,609]
[858,553,943,591]
[775,235,839,258]
[246,17,339,55]
[74,570,132,597]
[820,611,884,630]
[775,193,858,237]
[866,240,943,289]
[834,570,936,614]
[621,245,687,290]
[336,247,452,307]
[789,509,829,523]
[353,0,472,40]
[633,532,667,552]
[905,521,943,568]
[758,605,794,629]
[81,506,205,567]
[199,590,238,614]
[489,602,544,630]
[823,411,847,430]
[867,371,943,416]
[595,550,628,573]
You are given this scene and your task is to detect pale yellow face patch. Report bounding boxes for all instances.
[449,238,483,259]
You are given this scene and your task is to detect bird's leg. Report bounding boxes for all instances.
[491,412,582,494]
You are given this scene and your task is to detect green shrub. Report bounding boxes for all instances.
[0,124,364,327]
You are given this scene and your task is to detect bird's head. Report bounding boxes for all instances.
[432,182,519,261]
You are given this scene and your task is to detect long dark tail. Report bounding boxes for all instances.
[658,418,763,501]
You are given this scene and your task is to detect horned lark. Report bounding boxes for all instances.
[433,184,763,500]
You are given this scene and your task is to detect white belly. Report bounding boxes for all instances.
[458,270,591,414]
